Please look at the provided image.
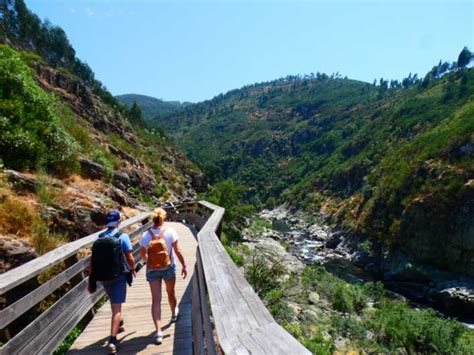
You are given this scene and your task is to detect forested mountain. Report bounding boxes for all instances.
[151,57,474,279]
[0,0,204,268]
[116,94,190,122]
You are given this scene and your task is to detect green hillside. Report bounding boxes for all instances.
[116,94,190,122]
[152,65,474,276]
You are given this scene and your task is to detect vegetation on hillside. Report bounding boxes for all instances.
[224,217,474,354]
[152,51,474,255]
[0,45,78,174]
[116,94,190,122]
[0,0,122,108]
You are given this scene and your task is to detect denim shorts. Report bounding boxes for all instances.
[146,263,176,282]
[102,273,127,304]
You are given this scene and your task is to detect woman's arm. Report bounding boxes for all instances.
[172,241,187,279]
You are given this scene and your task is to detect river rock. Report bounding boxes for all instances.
[243,236,304,273]
[308,224,328,241]
[430,283,474,320]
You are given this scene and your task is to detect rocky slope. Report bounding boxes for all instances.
[0,46,205,273]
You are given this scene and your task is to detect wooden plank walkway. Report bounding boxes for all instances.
[69,222,197,355]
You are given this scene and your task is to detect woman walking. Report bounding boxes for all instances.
[139,207,187,344]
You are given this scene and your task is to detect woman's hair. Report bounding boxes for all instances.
[151,207,167,226]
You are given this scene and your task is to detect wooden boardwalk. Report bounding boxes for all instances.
[69,222,197,355]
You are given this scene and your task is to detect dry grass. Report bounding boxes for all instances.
[0,195,65,254]
[65,174,108,194]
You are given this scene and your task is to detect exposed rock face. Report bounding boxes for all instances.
[79,159,104,181]
[35,64,133,137]
[107,186,131,206]
[4,169,38,193]
[191,172,208,193]
[112,172,131,190]
[0,235,37,273]
[397,184,474,277]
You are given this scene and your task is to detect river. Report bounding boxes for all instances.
[264,209,474,329]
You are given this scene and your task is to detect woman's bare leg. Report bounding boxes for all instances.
[165,277,177,316]
[149,278,163,332]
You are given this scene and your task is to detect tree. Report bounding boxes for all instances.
[128,101,146,127]
[457,47,472,69]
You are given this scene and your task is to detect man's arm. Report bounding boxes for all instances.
[124,251,136,276]
[172,241,187,279]
[87,259,96,293]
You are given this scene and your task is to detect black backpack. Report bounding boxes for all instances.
[91,231,125,281]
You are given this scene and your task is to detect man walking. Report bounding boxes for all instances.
[88,210,135,354]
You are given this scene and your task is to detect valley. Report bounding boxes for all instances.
[1,0,473,352]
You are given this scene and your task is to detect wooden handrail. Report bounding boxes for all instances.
[0,200,309,354]
[194,201,310,354]
[0,208,156,354]
[0,211,150,294]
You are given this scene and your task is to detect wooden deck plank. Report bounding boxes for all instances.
[68,222,197,355]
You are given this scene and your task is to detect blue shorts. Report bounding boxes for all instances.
[102,273,127,304]
[146,264,176,282]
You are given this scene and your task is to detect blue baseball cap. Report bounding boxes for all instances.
[105,210,121,227]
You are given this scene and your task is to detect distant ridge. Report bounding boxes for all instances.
[116,94,191,120]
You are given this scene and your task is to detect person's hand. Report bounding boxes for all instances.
[131,269,137,278]
[181,266,188,279]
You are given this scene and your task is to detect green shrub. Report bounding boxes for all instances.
[224,245,244,266]
[36,178,60,206]
[267,297,294,323]
[90,149,115,179]
[369,300,469,353]
[249,217,272,234]
[333,284,355,313]
[53,326,81,355]
[0,45,78,175]
[330,315,366,341]
[245,252,285,297]
[301,333,335,355]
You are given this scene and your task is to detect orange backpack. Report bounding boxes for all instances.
[147,228,171,269]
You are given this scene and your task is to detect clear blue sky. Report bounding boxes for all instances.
[27,0,473,102]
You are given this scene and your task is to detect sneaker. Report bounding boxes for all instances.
[118,319,125,333]
[171,307,179,323]
[155,331,163,345]
[107,342,117,354]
